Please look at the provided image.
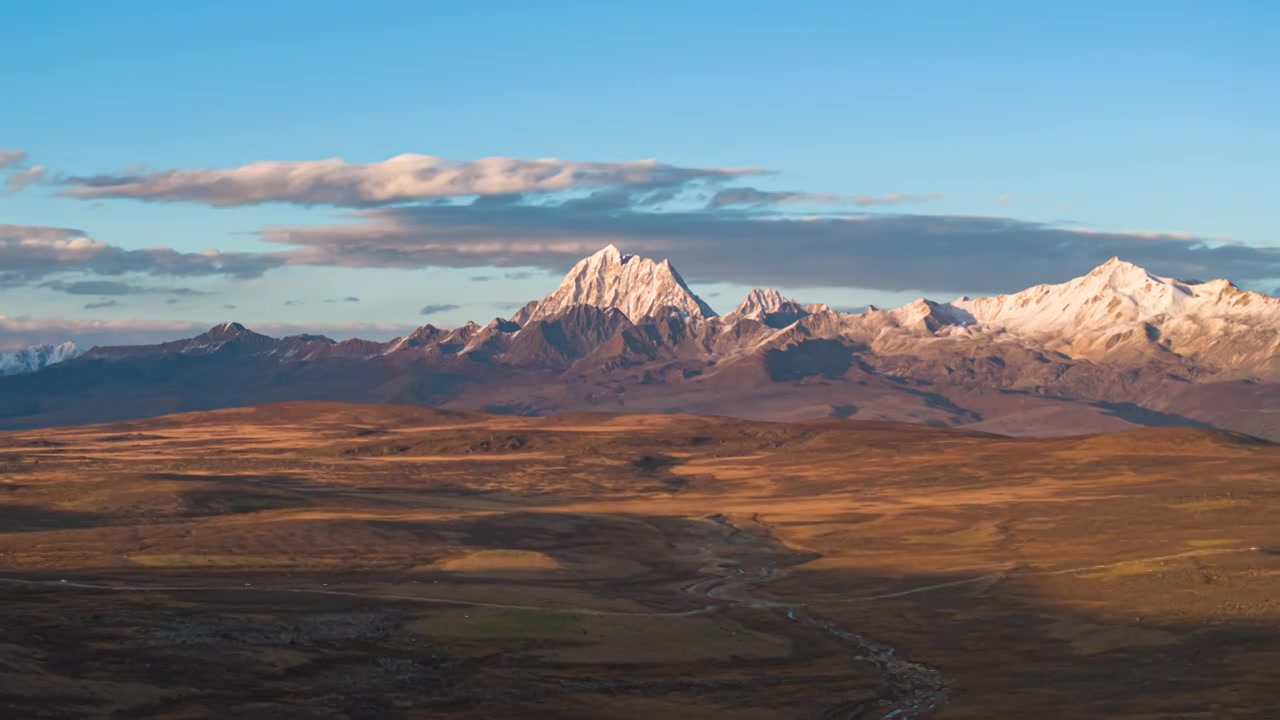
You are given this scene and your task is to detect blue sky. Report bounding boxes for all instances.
[2,0,1276,348]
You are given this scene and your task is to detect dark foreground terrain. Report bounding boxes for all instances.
[1,402,1278,718]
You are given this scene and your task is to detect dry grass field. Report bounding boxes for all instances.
[0,401,1277,718]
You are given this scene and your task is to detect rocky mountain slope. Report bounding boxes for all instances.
[2,247,1277,439]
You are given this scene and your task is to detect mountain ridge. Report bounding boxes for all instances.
[3,246,1278,441]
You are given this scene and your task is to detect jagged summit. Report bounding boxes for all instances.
[521,245,717,324]
[595,243,633,263]
[1093,255,1136,270]
[734,288,794,317]
[1085,256,1164,287]
[730,288,813,328]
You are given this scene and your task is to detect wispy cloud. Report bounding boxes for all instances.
[853,192,941,206]
[62,154,767,208]
[0,150,28,169]
[708,187,939,208]
[995,194,1013,205]
[1,151,44,194]
[0,224,284,287]
[83,300,119,310]
[39,279,207,296]
[708,188,840,208]
[6,166,45,193]
[420,303,461,316]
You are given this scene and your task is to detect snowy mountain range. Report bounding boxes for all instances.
[2,245,1278,440]
[0,342,79,377]
[951,257,1280,368]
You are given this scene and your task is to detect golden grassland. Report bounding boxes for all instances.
[0,401,1277,718]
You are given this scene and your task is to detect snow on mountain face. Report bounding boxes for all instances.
[522,244,717,324]
[951,257,1280,336]
[0,341,80,376]
[881,256,1280,372]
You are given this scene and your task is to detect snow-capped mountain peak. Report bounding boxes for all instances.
[936,257,1280,368]
[1090,255,1144,275]
[954,257,1229,334]
[0,341,80,376]
[521,245,717,324]
[595,243,632,264]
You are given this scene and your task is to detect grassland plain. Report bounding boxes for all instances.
[0,402,1277,718]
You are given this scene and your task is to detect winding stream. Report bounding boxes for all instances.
[680,513,952,718]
